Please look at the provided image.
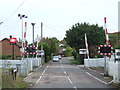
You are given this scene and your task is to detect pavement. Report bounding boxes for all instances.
[23,57,119,89]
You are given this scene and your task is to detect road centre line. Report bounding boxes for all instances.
[64,71,67,75]
[67,76,73,84]
[74,86,77,90]
[86,72,108,85]
[36,64,49,84]
[60,62,77,90]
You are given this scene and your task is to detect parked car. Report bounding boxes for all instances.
[52,56,59,62]
[58,55,62,59]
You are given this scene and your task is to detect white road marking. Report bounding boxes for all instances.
[75,65,113,85]
[88,67,104,75]
[86,72,108,85]
[28,72,33,76]
[107,80,114,85]
[35,65,42,71]
[36,76,42,84]
[27,65,42,76]
[64,71,67,75]
[74,86,77,90]
[24,65,43,81]
[41,75,67,78]
[36,64,49,84]
[60,61,77,90]
[67,76,73,84]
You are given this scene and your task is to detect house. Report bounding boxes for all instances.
[58,44,66,54]
[0,38,22,56]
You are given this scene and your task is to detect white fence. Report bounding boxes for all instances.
[84,56,120,84]
[0,58,41,76]
[84,58,105,67]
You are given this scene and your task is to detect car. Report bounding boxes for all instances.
[52,56,59,62]
[58,55,61,59]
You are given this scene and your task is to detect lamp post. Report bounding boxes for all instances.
[18,14,28,60]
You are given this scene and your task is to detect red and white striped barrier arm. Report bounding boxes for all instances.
[104,17,110,45]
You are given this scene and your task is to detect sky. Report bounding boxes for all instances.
[0,0,119,44]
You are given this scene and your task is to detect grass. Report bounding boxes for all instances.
[2,74,28,88]
[69,59,81,65]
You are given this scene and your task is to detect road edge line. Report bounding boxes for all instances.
[86,72,108,85]
[36,64,49,84]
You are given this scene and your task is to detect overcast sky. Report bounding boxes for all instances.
[0,0,119,43]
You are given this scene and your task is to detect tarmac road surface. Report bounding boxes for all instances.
[24,57,119,90]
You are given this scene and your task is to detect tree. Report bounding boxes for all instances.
[43,37,59,55]
[63,46,73,57]
[65,22,106,63]
[38,42,50,62]
[109,33,119,48]
[38,37,60,62]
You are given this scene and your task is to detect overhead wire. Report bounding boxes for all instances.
[43,23,66,39]
[3,0,27,22]
[44,23,64,33]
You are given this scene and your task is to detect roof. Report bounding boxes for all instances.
[0,38,22,48]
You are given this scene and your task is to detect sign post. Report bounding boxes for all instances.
[10,38,17,60]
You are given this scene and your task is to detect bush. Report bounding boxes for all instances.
[72,49,77,60]
[2,55,8,59]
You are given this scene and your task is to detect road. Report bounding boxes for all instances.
[24,57,118,90]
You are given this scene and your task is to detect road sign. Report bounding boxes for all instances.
[25,46,37,54]
[115,49,120,60]
[10,38,17,45]
[37,50,44,55]
[98,45,113,55]
[79,49,87,54]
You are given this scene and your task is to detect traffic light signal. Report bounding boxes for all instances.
[25,46,37,54]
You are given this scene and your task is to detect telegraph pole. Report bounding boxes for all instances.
[31,23,36,45]
[41,22,43,50]
[41,22,44,63]
[31,23,36,58]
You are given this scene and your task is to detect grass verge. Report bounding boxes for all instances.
[69,59,81,65]
[2,74,28,88]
